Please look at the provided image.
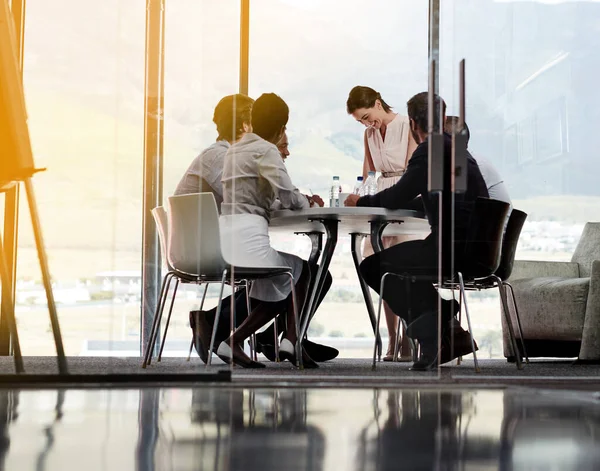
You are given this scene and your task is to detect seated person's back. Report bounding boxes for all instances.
[444,116,510,205]
[174,140,229,206]
[221,133,309,220]
[174,94,254,212]
[406,131,489,237]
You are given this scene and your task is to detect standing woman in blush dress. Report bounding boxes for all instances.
[346,86,419,362]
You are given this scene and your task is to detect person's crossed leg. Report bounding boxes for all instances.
[189,266,338,364]
[359,235,477,370]
[254,268,337,362]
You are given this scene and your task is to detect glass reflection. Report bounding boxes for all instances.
[0,388,599,470]
[357,389,600,471]
[35,390,65,471]
[136,389,159,471]
[189,388,323,471]
[0,390,18,470]
[502,391,600,471]
[357,390,469,470]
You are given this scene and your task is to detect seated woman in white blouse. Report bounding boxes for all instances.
[217,93,316,369]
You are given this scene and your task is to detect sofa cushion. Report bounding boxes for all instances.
[510,277,589,340]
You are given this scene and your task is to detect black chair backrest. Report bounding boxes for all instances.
[494,209,527,280]
[462,197,511,277]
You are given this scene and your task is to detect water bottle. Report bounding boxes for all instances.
[353,176,364,196]
[365,171,377,196]
[329,176,341,207]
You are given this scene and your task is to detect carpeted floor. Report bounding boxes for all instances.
[0,356,598,388]
[232,357,600,388]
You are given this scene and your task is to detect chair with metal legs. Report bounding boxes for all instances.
[372,273,420,370]
[495,210,530,363]
[248,313,282,363]
[456,208,530,365]
[143,192,301,368]
[372,198,522,371]
[142,198,296,368]
[141,206,203,368]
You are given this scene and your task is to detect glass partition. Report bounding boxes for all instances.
[440,0,600,363]
[158,1,241,354]
[16,0,145,355]
[247,0,430,357]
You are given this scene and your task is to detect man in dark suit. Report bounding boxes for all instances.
[345,92,489,370]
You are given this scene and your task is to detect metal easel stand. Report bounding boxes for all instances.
[0,178,68,374]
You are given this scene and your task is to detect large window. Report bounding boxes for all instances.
[17,0,597,362]
[440,0,600,358]
[16,0,145,355]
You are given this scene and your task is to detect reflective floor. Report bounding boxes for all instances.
[1,386,600,470]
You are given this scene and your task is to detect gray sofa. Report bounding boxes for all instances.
[502,222,600,362]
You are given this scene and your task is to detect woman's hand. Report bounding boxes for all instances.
[344,194,360,207]
[306,194,324,207]
[310,194,324,207]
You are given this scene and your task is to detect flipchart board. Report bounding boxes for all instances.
[0,0,35,188]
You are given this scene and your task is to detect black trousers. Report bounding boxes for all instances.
[202,289,253,343]
[359,233,456,339]
[203,270,333,344]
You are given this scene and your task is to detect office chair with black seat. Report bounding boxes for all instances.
[371,198,522,372]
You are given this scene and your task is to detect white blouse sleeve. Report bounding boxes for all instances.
[259,147,310,210]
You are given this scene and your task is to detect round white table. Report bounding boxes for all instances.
[269,207,430,357]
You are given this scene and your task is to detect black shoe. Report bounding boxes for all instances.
[304,340,339,362]
[409,339,440,371]
[405,301,458,340]
[278,339,319,369]
[255,337,338,363]
[189,310,214,364]
[440,320,478,365]
[255,339,277,362]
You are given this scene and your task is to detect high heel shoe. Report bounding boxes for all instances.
[216,342,265,369]
[278,339,319,369]
[383,341,412,362]
[383,341,397,362]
